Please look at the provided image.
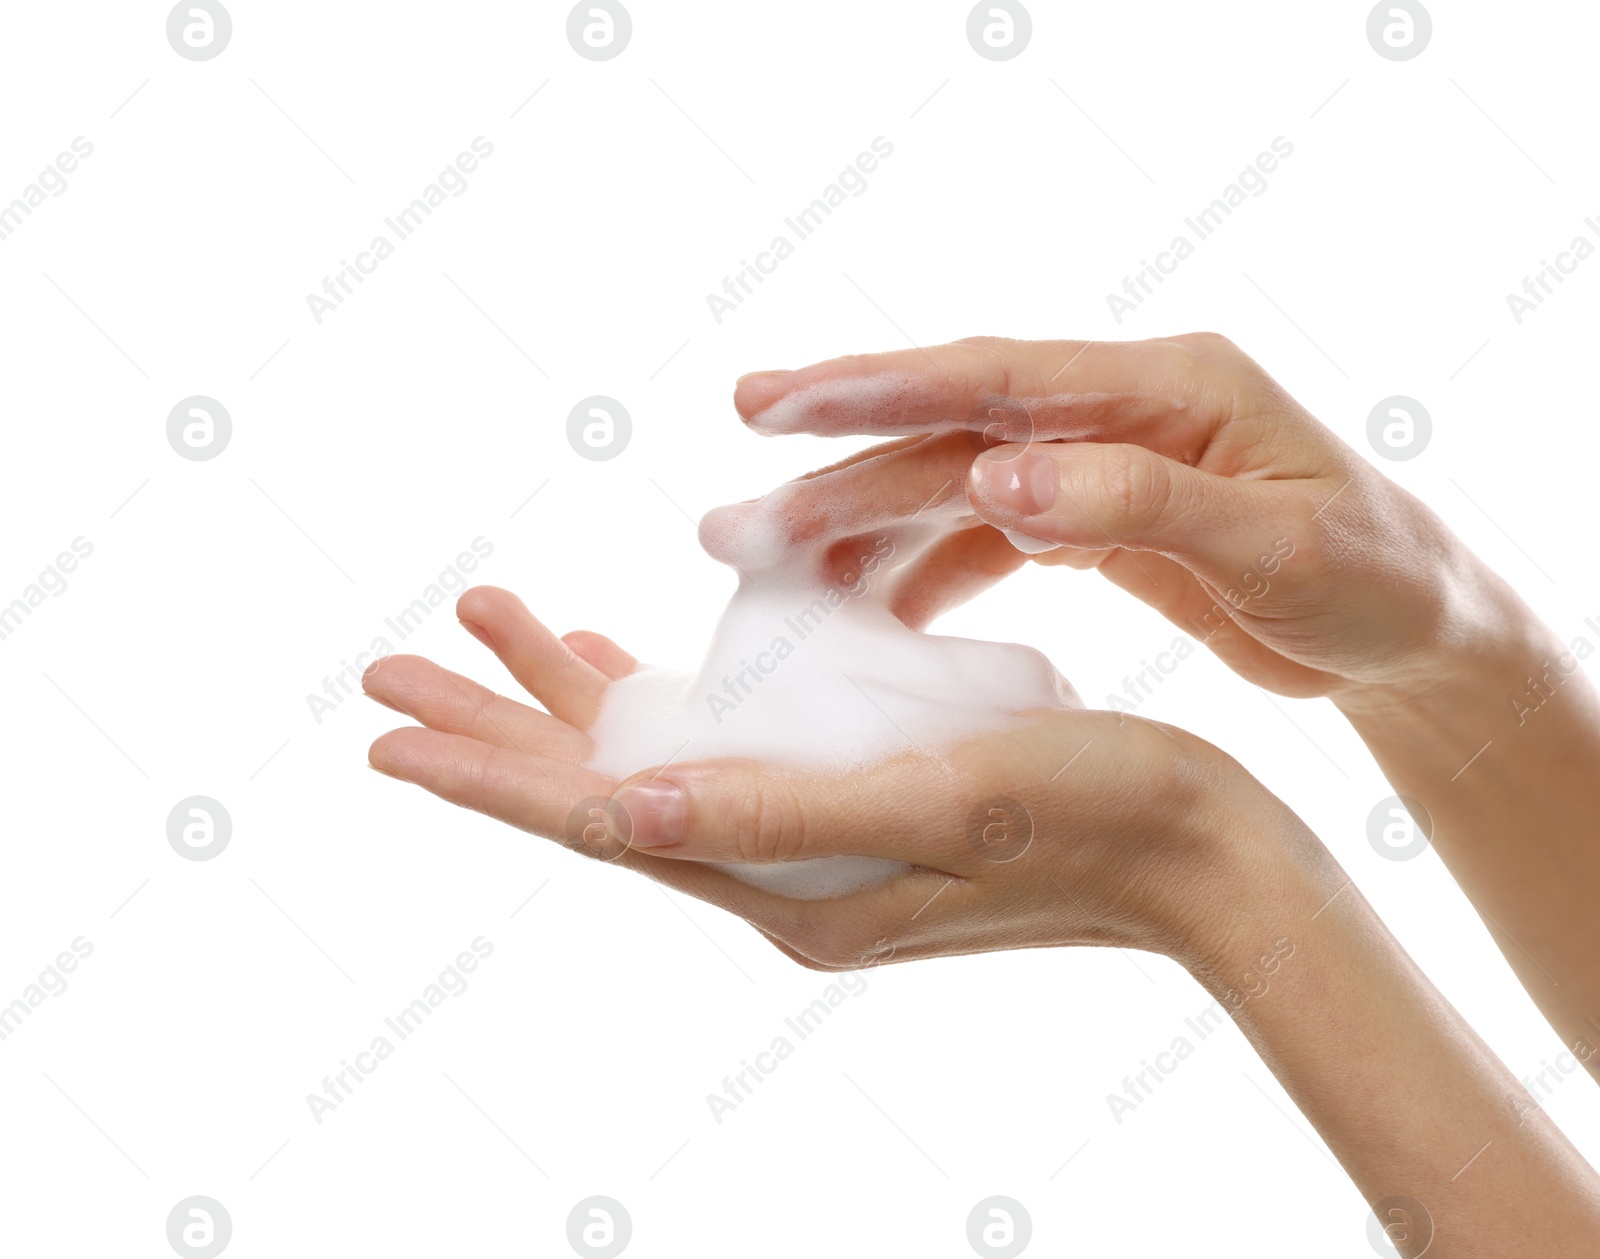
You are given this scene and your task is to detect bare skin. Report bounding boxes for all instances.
[362,332,1600,1253]
[732,334,1600,1079]
[365,586,1600,1256]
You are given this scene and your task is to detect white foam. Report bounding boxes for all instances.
[746,372,921,435]
[586,478,1081,899]
[1002,529,1060,555]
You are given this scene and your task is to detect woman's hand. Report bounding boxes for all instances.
[740,335,1600,1092]
[362,586,1280,976]
[366,586,1600,1254]
[601,704,1288,973]
[735,334,1515,709]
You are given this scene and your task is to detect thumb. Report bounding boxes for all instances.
[967,441,1290,574]
[605,761,950,865]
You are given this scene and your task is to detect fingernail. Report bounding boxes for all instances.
[970,451,1057,516]
[459,619,495,649]
[611,781,687,848]
[736,369,790,385]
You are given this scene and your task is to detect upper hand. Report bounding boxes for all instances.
[736,334,1509,708]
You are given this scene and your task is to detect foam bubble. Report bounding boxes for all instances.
[586,477,1081,899]
[1001,529,1060,555]
[746,372,923,435]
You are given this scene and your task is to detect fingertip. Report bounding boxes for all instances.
[608,778,687,850]
[734,370,792,424]
[456,584,526,620]
[968,445,1058,520]
[367,728,410,776]
[562,630,638,680]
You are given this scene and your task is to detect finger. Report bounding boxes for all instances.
[562,631,638,681]
[886,524,1029,630]
[370,726,602,836]
[362,654,590,760]
[1083,549,1343,697]
[698,433,979,577]
[967,440,1311,581]
[368,724,947,963]
[601,756,964,867]
[735,336,1251,461]
[455,586,610,727]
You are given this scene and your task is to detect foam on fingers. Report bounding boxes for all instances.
[585,469,1080,900]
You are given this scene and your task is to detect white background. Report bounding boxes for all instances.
[2,1,1598,1255]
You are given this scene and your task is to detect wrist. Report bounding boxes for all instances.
[1333,560,1552,733]
[1154,753,1336,979]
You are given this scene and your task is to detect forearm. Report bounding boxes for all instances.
[1187,828,1600,1256]
[1335,573,1600,1075]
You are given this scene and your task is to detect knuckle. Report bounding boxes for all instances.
[954,335,1014,397]
[1093,445,1171,530]
[954,334,1005,350]
[725,778,807,865]
[1172,329,1240,358]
